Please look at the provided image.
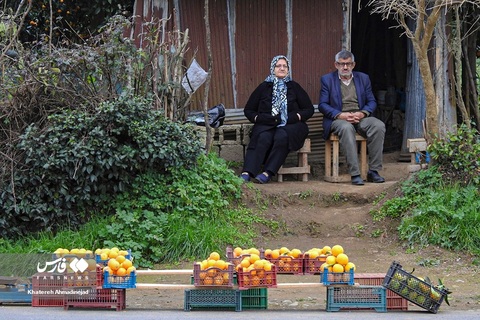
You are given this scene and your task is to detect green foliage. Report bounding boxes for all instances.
[97,153,258,267]
[428,124,480,186]
[398,184,480,255]
[0,96,202,239]
[11,0,133,44]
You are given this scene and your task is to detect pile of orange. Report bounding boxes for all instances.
[263,246,303,273]
[233,250,275,287]
[196,251,233,286]
[97,247,136,277]
[318,244,356,273]
[54,247,94,259]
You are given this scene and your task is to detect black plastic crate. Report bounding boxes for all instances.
[383,261,449,313]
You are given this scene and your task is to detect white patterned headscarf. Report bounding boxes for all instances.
[265,55,291,127]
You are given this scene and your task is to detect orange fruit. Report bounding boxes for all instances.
[253,260,264,269]
[270,249,280,259]
[108,250,119,259]
[331,245,344,257]
[116,255,126,264]
[207,259,216,268]
[214,259,227,270]
[233,247,243,257]
[240,258,251,268]
[336,253,349,265]
[107,258,120,271]
[332,263,344,273]
[119,250,129,256]
[290,248,302,259]
[203,277,214,285]
[249,248,260,256]
[344,262,356,272]
[249,253,260,264]
[214,275,224,285]
[279,247,290,255]
[122,259,133,269]
[326,255,336,265]
[322,246,332,255]
[126,266,136,274]
[209,252,221,261]
[116,267,127,276]
[100,252,109,261]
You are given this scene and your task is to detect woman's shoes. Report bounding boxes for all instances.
[240,172,251,182]
[254,172,271,184]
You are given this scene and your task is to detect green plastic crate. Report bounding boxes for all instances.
[242,288,268,310]
[326,285,387,312]
[184,289,242,312]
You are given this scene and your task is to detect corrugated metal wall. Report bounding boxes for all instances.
[133,0,343,111]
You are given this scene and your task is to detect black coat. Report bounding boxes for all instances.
[244,80,314,151]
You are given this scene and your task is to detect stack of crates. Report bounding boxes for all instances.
[63,288,126,311]
[322,269,387,312]
[355,273,408,310]
[185,269,269,311]
[31,273,65,307]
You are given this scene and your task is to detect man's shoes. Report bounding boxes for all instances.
[254,172,271,184]
[367,170,385,183]
[240,172,251,182]
[351,175,364,185]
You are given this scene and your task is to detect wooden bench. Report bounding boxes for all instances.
[324,133,367,182]
[277,138,311,182]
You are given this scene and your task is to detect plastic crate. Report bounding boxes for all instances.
[383,261,448,314]
[193,263,234,287]
[102,271,136,289]
[0,284,32,304]
[241,287,268,310]
[63,264,103,288]
[355,273,408,310]
[326,285,387,312]
[321,269,354,285]
[31,273,65,307]
[303,252,328,275]
[225,247,252,267]
[264,254,303,274]
[237,265,277,290]
[184,289,242,311]
[64,288,126,311]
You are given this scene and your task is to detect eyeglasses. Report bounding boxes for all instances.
[275,64,289,69]
[335,62,355,67]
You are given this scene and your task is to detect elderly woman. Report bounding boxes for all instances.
[240,55,314,184]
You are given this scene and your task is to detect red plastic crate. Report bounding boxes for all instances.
[237,265,277,290]
[64,288,126,311]
[31,273,65,307]
[63,264,103,288]
[264,254,303,274]
[303,253,328,275]
[355,273,408,310]
[226,247,252,267]
[193,262,235,287]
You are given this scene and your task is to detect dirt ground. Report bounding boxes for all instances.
[127,151,480,312]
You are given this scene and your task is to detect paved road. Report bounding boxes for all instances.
[2,306,480,320]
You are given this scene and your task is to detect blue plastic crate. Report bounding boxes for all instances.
[102,271,136,289]
[326,285,387,312]
[184,289,242,312]
[321,268,355,285]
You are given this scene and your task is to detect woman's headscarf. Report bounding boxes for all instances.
[265,55,291,127]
